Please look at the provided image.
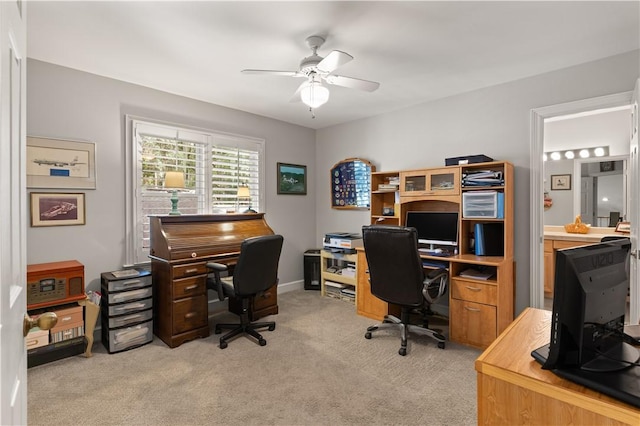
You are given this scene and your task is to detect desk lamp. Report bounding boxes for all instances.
[164,171,184,215]
[237,185,256,213]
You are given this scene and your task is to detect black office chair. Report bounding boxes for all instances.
[206,234,284,349]
[601,235,630,242]
[362,225,448,356]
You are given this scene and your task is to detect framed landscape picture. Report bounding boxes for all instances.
[277,162,307,195]
[30,192,86,227]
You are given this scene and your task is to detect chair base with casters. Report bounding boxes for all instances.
[214,297,275,349]
[206,234,284,350]
[365,307,446,356]
[363,265,449,356]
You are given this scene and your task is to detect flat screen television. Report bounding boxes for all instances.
[405,211,458,248]
[542,238,638,372]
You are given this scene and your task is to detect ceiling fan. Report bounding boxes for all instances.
[242,35,380,111]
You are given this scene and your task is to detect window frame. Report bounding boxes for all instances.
[125,115,265,266]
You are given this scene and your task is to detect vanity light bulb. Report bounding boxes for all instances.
[602,197,609,202]
[550,152,561,161]
[579,149,590,158]
[594,147,605,157]
[564,151,575,159]
[543,153,548,161]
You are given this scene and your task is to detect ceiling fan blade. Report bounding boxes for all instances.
[242,69,305,78]
[316,50,353,73]
[324,74,380,92]
[289,81,306,103]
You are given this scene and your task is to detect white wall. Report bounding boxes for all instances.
[27,49,640,315]
[26,59,317,294]
[316,49,640,315]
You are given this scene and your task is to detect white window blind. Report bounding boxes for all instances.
[128,119,264,265]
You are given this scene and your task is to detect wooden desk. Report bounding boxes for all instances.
[356,248,514,350]
[475,307,640,425]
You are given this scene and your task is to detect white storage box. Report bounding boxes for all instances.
[462,191,503,218]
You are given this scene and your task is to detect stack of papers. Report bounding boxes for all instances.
[462,170,504,187]
[459,268,494,280]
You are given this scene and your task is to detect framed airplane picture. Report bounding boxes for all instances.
[30,192,86,227]
[27,136,96,189]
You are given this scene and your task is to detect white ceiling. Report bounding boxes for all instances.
[26,1,640,130]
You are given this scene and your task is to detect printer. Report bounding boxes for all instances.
[323,232,363,252]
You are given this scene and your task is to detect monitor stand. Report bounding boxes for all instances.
[581,342,640,372]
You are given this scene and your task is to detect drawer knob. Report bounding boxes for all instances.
[191,252,197,258]
[184,312,197,319]
[465,286,481,292]
[464,306,481,312]
[184,284,198,291]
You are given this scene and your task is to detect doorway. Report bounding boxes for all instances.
[530,92,634,313]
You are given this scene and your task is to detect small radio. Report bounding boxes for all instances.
[27,260,84,308]
[27,278,67,305]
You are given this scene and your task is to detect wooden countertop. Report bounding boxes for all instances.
[476,307,640,424]
[544,225,624,243]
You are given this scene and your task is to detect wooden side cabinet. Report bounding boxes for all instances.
[228,283,278,321]
[151,258,210,348]
[355,250,390,320]
[476,308,640,425]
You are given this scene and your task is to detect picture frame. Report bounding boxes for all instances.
[615,221,631,234]
[551,174,571,191]
[27,136,96,189]
[600,161,615,172]
[30,192,86,227]
[277,162,307,195]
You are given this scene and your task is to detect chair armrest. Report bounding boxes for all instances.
[206,262,228,272]
[422,268,448,303]
[206,262,228,301]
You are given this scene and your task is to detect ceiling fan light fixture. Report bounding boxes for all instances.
[301,80,329,108]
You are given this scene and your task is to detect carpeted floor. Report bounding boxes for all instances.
[27,289,481,425]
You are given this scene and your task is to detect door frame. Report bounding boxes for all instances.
[529,91,633,309]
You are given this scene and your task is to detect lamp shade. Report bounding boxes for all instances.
[301,80,329,108]
[164,171,184,189]
[237,185,251,198]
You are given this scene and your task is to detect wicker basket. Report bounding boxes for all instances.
[564,215,590,234]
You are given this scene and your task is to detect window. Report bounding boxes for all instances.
[126,118,264,265]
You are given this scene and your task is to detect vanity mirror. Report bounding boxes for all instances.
[543,155,627,227]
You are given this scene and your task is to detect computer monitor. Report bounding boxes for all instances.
[542,238,638,372]
[405,211,458,248]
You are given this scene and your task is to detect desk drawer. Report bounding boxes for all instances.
[172,295,208,335]
[173,275,206,300]
[450,299,497,348]
[172,262,208,279]
[451,279,497,305]
[253,284,278,310]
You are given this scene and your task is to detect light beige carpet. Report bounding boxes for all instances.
[27,289,480,425]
